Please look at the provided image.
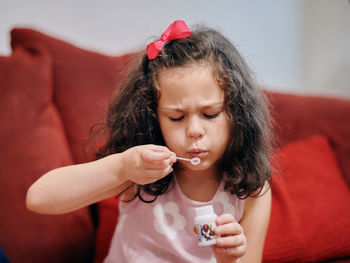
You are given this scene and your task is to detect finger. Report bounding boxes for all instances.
[169,154,177,165]
[145,145,176,156]
[144,145,177,164]
[144,160,171,170]
[215,222,243,236]
[146,144,170,151]
[215,234,245,247]
[216,213,236,225]
[141,148,172,163]
[213,245,246,258]
[159,164,174,176]
[143,154,176,170]
[142,165,173,182]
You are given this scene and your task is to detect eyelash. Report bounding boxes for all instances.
[169,112,220,121]
[169,116,184,121]
[204,113,220,119]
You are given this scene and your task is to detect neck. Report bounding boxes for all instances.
[175,166,221,202]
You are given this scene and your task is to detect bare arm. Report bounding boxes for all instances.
[26,145,176,214]
[240,184,271,262]
[211,183,271,263]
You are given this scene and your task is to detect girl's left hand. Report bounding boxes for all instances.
[212,213,247,263]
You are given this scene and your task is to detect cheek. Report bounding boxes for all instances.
[218,131,230,149]
[162,129,184,151]
[159,120,183,149]
[214,118,231,147]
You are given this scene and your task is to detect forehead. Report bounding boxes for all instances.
[157,64,224,107]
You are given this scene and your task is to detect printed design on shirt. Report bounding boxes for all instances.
[214,191,236,218]
[116,214,127,233]
[153,202,186,239]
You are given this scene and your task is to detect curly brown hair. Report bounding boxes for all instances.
[97,25,273,201]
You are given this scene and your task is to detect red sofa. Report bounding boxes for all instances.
[0,28,349,263]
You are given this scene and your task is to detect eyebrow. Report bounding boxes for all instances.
[158,102,224,112]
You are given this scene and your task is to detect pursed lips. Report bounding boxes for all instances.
[187,149,208,159]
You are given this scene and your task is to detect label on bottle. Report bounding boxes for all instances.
[194,222,218,246]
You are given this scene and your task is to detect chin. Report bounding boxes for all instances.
[184,161,214,172]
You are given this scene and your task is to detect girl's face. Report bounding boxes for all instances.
[157,64,231,173]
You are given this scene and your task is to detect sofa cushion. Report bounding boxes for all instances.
[263,135,350,262]
[11,28,135,163]
[266,91,350,187]
[0,44,94,262]
[93,197,120,263]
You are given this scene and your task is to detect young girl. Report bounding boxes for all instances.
[26,20,272,263]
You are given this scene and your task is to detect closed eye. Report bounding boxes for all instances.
[203,112,220,119]
[169,116,184,121]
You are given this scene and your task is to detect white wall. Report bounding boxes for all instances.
[304,0,350,98]
[0,0,349,98]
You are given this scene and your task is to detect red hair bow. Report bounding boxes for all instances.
[147,20,192,60]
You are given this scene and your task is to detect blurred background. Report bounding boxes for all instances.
[0,0,349,97]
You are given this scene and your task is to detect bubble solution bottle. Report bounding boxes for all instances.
[194,205,219,246]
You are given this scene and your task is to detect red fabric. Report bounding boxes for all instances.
[266,91,350,187]
[11,28,135,163]
[94,197,120,263]
[0,45,94,262]
[263,135,350,262]
[4,28,349,263]
[147,20,192,59]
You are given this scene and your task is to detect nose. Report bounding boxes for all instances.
[186,116,204,138]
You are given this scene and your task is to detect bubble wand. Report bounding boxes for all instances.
[176,156,201,165]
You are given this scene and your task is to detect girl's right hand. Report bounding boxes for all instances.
[119,145,177,185]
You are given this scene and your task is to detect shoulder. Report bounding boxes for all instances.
[239,182,271,235]
[214,182,246,222]
[239,182,271,262]
[243,182,271,218]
